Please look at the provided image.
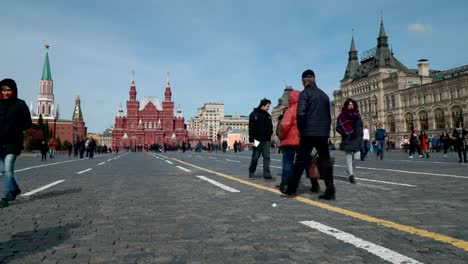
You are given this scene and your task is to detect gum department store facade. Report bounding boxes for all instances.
[272,20,468,148]
[332,19,468,147]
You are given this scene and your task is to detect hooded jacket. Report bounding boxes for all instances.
[248,107,273,143]
[0,79,33,155]
[279,90,300,147]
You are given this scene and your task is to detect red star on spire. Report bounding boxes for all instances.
[45,44,50,50]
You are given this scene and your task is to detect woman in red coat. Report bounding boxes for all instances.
[419,130,429,158]
[278,90,320,192]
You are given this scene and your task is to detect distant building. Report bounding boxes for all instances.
[333,19,468,147]
[29,45,87,144]
[112,73,187,151]
[188,104,249,144]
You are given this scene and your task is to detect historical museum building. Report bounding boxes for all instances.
[332,19,468,147]
[29,45,87,144]
[112,74,188,150]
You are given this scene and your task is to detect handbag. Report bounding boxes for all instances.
[307,153,320,179]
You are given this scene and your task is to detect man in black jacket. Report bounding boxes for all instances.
[248,98,273,180]
[0,79,32,207]
[281,70,336,200]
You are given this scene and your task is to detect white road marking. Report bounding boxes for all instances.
[226,159,241,163]
[347,165,468,179]
[196,176,240,192]
[77,168,92,174]
[15,160,76,172]
[21,180,65,196]
[165,160,173,164]
[176,166,191,172]
[300,220,423,264]
[107,159,112,162]
[356,177,416,187]
[209,157,217,159]
[98,162,105,166]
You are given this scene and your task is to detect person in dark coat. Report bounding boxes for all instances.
[248,98,273,180]
[0,79,32,207]
[281,69,335,200]
[452,121,468,163]
[336,98,363,184]
[40,140,48,161]
[439,131,451,158]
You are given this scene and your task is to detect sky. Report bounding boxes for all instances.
[2,0,468,133]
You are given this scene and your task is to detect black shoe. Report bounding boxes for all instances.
[459,159,463,163]
[309,185,320,193]
[276,184,286,190]
[249,172,255,179]
[318,189,335,200]
[280,189,296,198]
[349,175,356,184]
[264,176,276,181]
[0,198,8,208]
[9,189,21,201]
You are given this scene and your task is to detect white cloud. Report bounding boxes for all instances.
[408,23,432,33]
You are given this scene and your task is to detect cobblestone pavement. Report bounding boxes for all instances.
[0,150,467,263]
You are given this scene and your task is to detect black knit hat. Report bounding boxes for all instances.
[0,78,18,99]
[302,69,315,79]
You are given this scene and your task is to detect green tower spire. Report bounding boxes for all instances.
[41,44,52,81]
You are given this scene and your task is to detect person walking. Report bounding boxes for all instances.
[40,140,48,161]
[408,130,420,159]
[375,123,387,160]
[452,121,467,163]
[281,69,335,200]
[336,98,363,184]
[277,90,304,190]
[360,124,370,161]
[419,130,429,158]
[0,79,32,207]
[440,131,451,158]
[248,98,273,180]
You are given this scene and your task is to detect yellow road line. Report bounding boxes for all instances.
[159,154,468,252]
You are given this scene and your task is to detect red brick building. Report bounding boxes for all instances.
[112,73,188,151]
[29,45,87,145]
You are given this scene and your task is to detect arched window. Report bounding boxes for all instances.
[42,104,45,115]
[131,121,134,129]
[434,109,446,130]
[451,106,463,126]
[387,115,396,133]
[405,113,414,132]
[48,105,51,115]
[419,111,429,131]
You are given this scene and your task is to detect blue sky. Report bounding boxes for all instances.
[2,0,467,133]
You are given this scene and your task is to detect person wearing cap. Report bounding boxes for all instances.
[248,98,274,180]
[0,79,32,208]
[281,70,335,200]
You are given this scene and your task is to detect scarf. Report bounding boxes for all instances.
[336,110,360,140]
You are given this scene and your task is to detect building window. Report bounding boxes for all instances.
[405,114,414,132]
[419,112,429,130]
[434,109,446,130]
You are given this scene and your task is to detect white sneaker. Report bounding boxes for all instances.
[443,154,447,158]
[418,155,424,158]
[409,156,413,159]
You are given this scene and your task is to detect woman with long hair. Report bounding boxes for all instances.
[419,130,429,158]
[336,98,363,184]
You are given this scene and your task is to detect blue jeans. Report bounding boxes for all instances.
[1,153,19,199]
[377,140,385,160]
[249,141,271,177]
[281,146,297,187]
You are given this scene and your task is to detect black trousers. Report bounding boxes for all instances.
[286,136,335,194]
